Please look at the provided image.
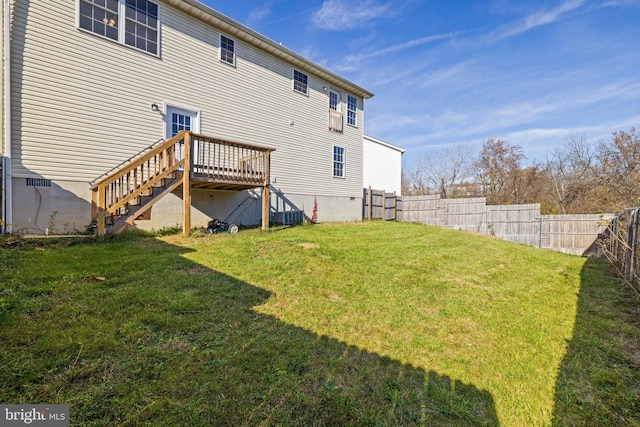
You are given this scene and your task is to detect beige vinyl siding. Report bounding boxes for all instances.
[11,0,365,198]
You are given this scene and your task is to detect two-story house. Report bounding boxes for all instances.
[0,0,373,235]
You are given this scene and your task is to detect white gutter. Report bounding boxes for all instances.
[2,0,11,234]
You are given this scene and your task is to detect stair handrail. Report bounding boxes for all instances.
[91,131,187,190]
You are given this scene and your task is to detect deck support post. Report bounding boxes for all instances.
[261,185,269,230]
[96,185,105,237]
[261,152,270,230]
[91,190,97,223]
[182,132,192,236]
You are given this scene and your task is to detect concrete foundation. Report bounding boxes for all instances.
[11,178,362,234]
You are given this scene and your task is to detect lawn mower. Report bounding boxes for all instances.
[205,196,257,234]
[205,218,238,234]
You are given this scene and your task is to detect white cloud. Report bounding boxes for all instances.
[298,46,328,68]
[500,117,640,158]
[246,4,273,27]
[600,0,640,7]
[344,32,460,63]
[311,0,392,30]
[487,0,585,41]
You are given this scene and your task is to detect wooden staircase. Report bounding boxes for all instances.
[91,131,274,236]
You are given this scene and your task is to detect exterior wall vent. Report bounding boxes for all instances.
[26,178,52,187]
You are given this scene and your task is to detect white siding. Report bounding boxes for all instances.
[10,0,366,200]
[363,135,404,194]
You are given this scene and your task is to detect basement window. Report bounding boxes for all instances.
[78,0,160,56]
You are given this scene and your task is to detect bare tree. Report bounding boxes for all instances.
[543,134,596,213]
[595,127,640,211]
[474,138,525,204]
[512,164,547,205]
[401,166,431,195]
[403,128,639,211]
[408,144,476,198]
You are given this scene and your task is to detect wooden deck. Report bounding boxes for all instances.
[91,131,274,236]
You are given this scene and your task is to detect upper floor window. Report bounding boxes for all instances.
[333,146,345,178]
[329,90,340,111]
[293,70,308,95]
[347,95,358,127]
[79,0,119,41]
[220,34,235,66]
[79,0,159,55]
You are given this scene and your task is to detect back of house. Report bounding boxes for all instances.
[0,0,373,234]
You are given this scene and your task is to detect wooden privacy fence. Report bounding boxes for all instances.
[366,190,614,256]
[593,207,640,289]
[363,187,402,221]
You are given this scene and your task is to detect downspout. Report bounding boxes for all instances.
[1,0,11,234]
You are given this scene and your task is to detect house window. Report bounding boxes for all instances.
[79,0,160,55]
[79,0,119,41]
[333,146,345,178]
[293,70,308,95]
[220,34,235,65]
[124,0,159,54]
[329,90,340,111]
[347,95,358,127]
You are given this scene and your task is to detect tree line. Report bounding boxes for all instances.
[402,127,640,214]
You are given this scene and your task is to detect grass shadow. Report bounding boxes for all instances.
[0,234,498,426]
[552,257,640,425]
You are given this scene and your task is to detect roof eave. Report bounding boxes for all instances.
[163,0,374,100]
[364,135,406,154]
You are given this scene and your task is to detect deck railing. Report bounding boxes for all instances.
[329,109,343,132]
[91,131,273,236]
[191,134,272,185]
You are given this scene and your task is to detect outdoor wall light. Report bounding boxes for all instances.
[150,103,160,112]
[322,86,327,91]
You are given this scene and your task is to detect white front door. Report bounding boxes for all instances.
[165,105,201,165]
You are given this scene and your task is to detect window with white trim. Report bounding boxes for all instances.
[78,0,160,55]
[347,94,358,127]
[329,90,340,111]
[220,34,235,65]
[293,70,308,95]
[333,146,345,178]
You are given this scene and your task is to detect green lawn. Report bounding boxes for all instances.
[1,222,638,426]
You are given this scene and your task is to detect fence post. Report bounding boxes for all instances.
[630,209,639,283]
[393,191,397,221]
[611,218,617,257]
[367,186,372,220]
[539,216,543,248]
[625,212,633,280]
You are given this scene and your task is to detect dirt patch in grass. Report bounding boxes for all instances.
[297,242,319,250]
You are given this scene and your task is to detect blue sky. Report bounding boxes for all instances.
[200,0,640,167]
